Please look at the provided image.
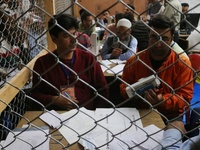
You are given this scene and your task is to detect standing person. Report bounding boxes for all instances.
[120,14,193,120]
[101,18,138,60]
[181,3,189,13]
[31,13,109,110]
[146,0,165,20]
[78,11,96,36]
[162,0,182,43]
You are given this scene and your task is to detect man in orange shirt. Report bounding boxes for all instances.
[120,14,194,120]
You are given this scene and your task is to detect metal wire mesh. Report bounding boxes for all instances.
[0,0,200,149]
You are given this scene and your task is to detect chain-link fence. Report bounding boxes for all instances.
[0,0,200,149]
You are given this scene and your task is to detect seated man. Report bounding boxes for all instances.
[31,14,109,110]
[78,11,96,36]
[157,118,200,149]
[101,18,138,60]
[102,12,124,41]
[99,9,114,27]
[120,14,193,120]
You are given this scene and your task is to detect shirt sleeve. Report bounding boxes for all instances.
[101,38,112,60]
[157,128,200,150]
[31,58,54,105]
[118,37,138,60]
[156,129,182,150]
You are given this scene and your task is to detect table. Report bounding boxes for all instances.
[17,109,165,150]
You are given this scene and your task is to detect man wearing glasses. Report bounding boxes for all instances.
[120,14,193,121]
[101,18,138,60]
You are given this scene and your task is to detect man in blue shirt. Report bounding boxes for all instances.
[101,18,138,61]
[157,121,200,149]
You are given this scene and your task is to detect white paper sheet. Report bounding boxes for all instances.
[109,59,127,64]
[2,126,50,150]
[101,60,113,66]
[109,124,164,150]
[106,64,125,75]
[100,65,108,73]
[59,108,96,144]
[39,110,65,128]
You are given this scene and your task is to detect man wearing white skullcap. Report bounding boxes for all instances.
[101,18,138,60]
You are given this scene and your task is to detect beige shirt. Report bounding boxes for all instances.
[162,0,182,31]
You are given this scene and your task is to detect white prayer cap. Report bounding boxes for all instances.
[117,18,132,29]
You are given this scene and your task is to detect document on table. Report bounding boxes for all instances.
[100,65,109,73]
[109,124,164,150]
[59,108,96,144]
[100,60,113,66]
[39,110,65,128]
[106,64,125,75]
[2,126,50,150]
[58,107,143,150]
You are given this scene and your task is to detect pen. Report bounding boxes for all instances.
[64,92,71,99]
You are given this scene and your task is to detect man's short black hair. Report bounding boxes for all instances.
[124,12,134,22]
[149,14,175,35]
[79,8,86,16]
[115,13,124,23]
[48,13,79,37]
[181,3,189,7]
[81,11,93,22]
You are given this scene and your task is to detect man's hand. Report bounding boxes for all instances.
[51,95,79,110]
[110,48,122,59]
[144,88,163,105]
[166,121,186,134]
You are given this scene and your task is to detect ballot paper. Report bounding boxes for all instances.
[2,126,50,150]
[59,108,96,144]
[39,110,66,128]
[109,124,164,150]
[106,64,125,75]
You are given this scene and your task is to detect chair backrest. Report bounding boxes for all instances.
[188,53,200,72]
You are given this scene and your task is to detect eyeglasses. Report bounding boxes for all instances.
[149,35,172,43]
